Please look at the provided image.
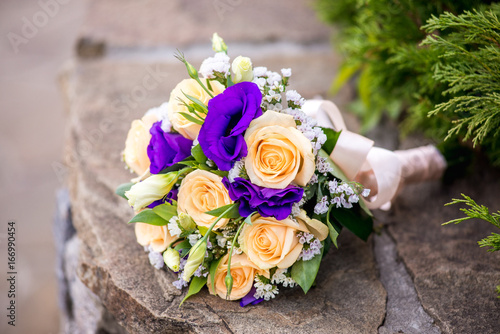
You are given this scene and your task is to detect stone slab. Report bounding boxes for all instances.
[61,58,386,333]
[78,0,332,53]
[384,166,500,333]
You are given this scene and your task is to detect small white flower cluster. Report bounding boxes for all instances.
[297,232,322,261]
[145,102,171,133]
[252,67,286,110]
[286,90,305,109]
[147,246,165,269]
[188,231,201,246]
[291,195,306,217]
[282,106,326,154]
[228,159,245,182]
[167,216,182,237]
[329,180,370,209]
[216,226,242,255]
[308,173,319,185]
[254,276,279,301]
[199,52,230,79]
[281,68,292,78]
[193,264,208,278]
[271,268,296,287]
[314,196,330,215]
[316,156,333,175]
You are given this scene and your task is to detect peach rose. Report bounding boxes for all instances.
[240,215,310,270]
[123,113,158,176]
[134,223,177,253]
[244,110,315,189]
[167,78,225,140]
[177,170,232,230]
[208,254,269,300]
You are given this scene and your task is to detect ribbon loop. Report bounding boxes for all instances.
[303,100,404,210]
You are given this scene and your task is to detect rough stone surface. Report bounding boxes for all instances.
[55,188,126,334]
[61,58,386,333]
[78,0,332,54]
[384,165,500,334]
[375,231,441,334]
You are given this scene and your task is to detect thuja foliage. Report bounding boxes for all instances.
[445,194,500,296]
[316,0,500,165]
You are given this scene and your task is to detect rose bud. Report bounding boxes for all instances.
[231,56,253,83]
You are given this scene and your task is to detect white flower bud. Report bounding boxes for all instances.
[211,33,227,53]
[163,248,181,272]
[231,56,253,83]
[178,212,196,231]
[125,173,178,211]
[182,239,207,282]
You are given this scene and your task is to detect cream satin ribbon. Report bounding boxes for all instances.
[303,100,402,210]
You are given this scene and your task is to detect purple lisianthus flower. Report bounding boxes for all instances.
[222,177,304,220]
[240,286,264,307]
[199,82,262,171]
[147,121,192,174]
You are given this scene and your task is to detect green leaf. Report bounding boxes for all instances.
[178,160,198,167]
[326,205,342,248]
[330,62,361,95]
[179,112,203,125]
[205,203,240,219]
[329,206,373,241]
[129,209,168,226]
[198,226,209,237]
[318,149,349,182]
[209,256,224,293]
[152,203,178,221]
[291,242,324,294]
[243,212,257,225]
[358,196,373,217]
[191,144,208,164]
[180,276,207,306]
[183,92,208,113]
[321,128,341,156]
[227,75,235,87]
[116,182,134,199]
[174,239,192,257]
[158,161,188,174]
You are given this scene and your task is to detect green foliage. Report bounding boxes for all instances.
[291,242,324,294]
[423,8,500,164]
[316,0,500,165]
[444,194,500,252]
[445,193,500,296]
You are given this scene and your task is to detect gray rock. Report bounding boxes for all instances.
[375,231,441,334]
[60,58,386,333]
[386,167,500,333]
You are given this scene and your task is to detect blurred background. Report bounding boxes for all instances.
[0,1,336,333]
[0,0,88,333]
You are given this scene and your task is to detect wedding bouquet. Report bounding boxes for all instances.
[116,34,429,306]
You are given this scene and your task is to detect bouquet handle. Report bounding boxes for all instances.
[303,100,447,210]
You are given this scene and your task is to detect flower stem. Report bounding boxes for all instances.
[225,220,246,299]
